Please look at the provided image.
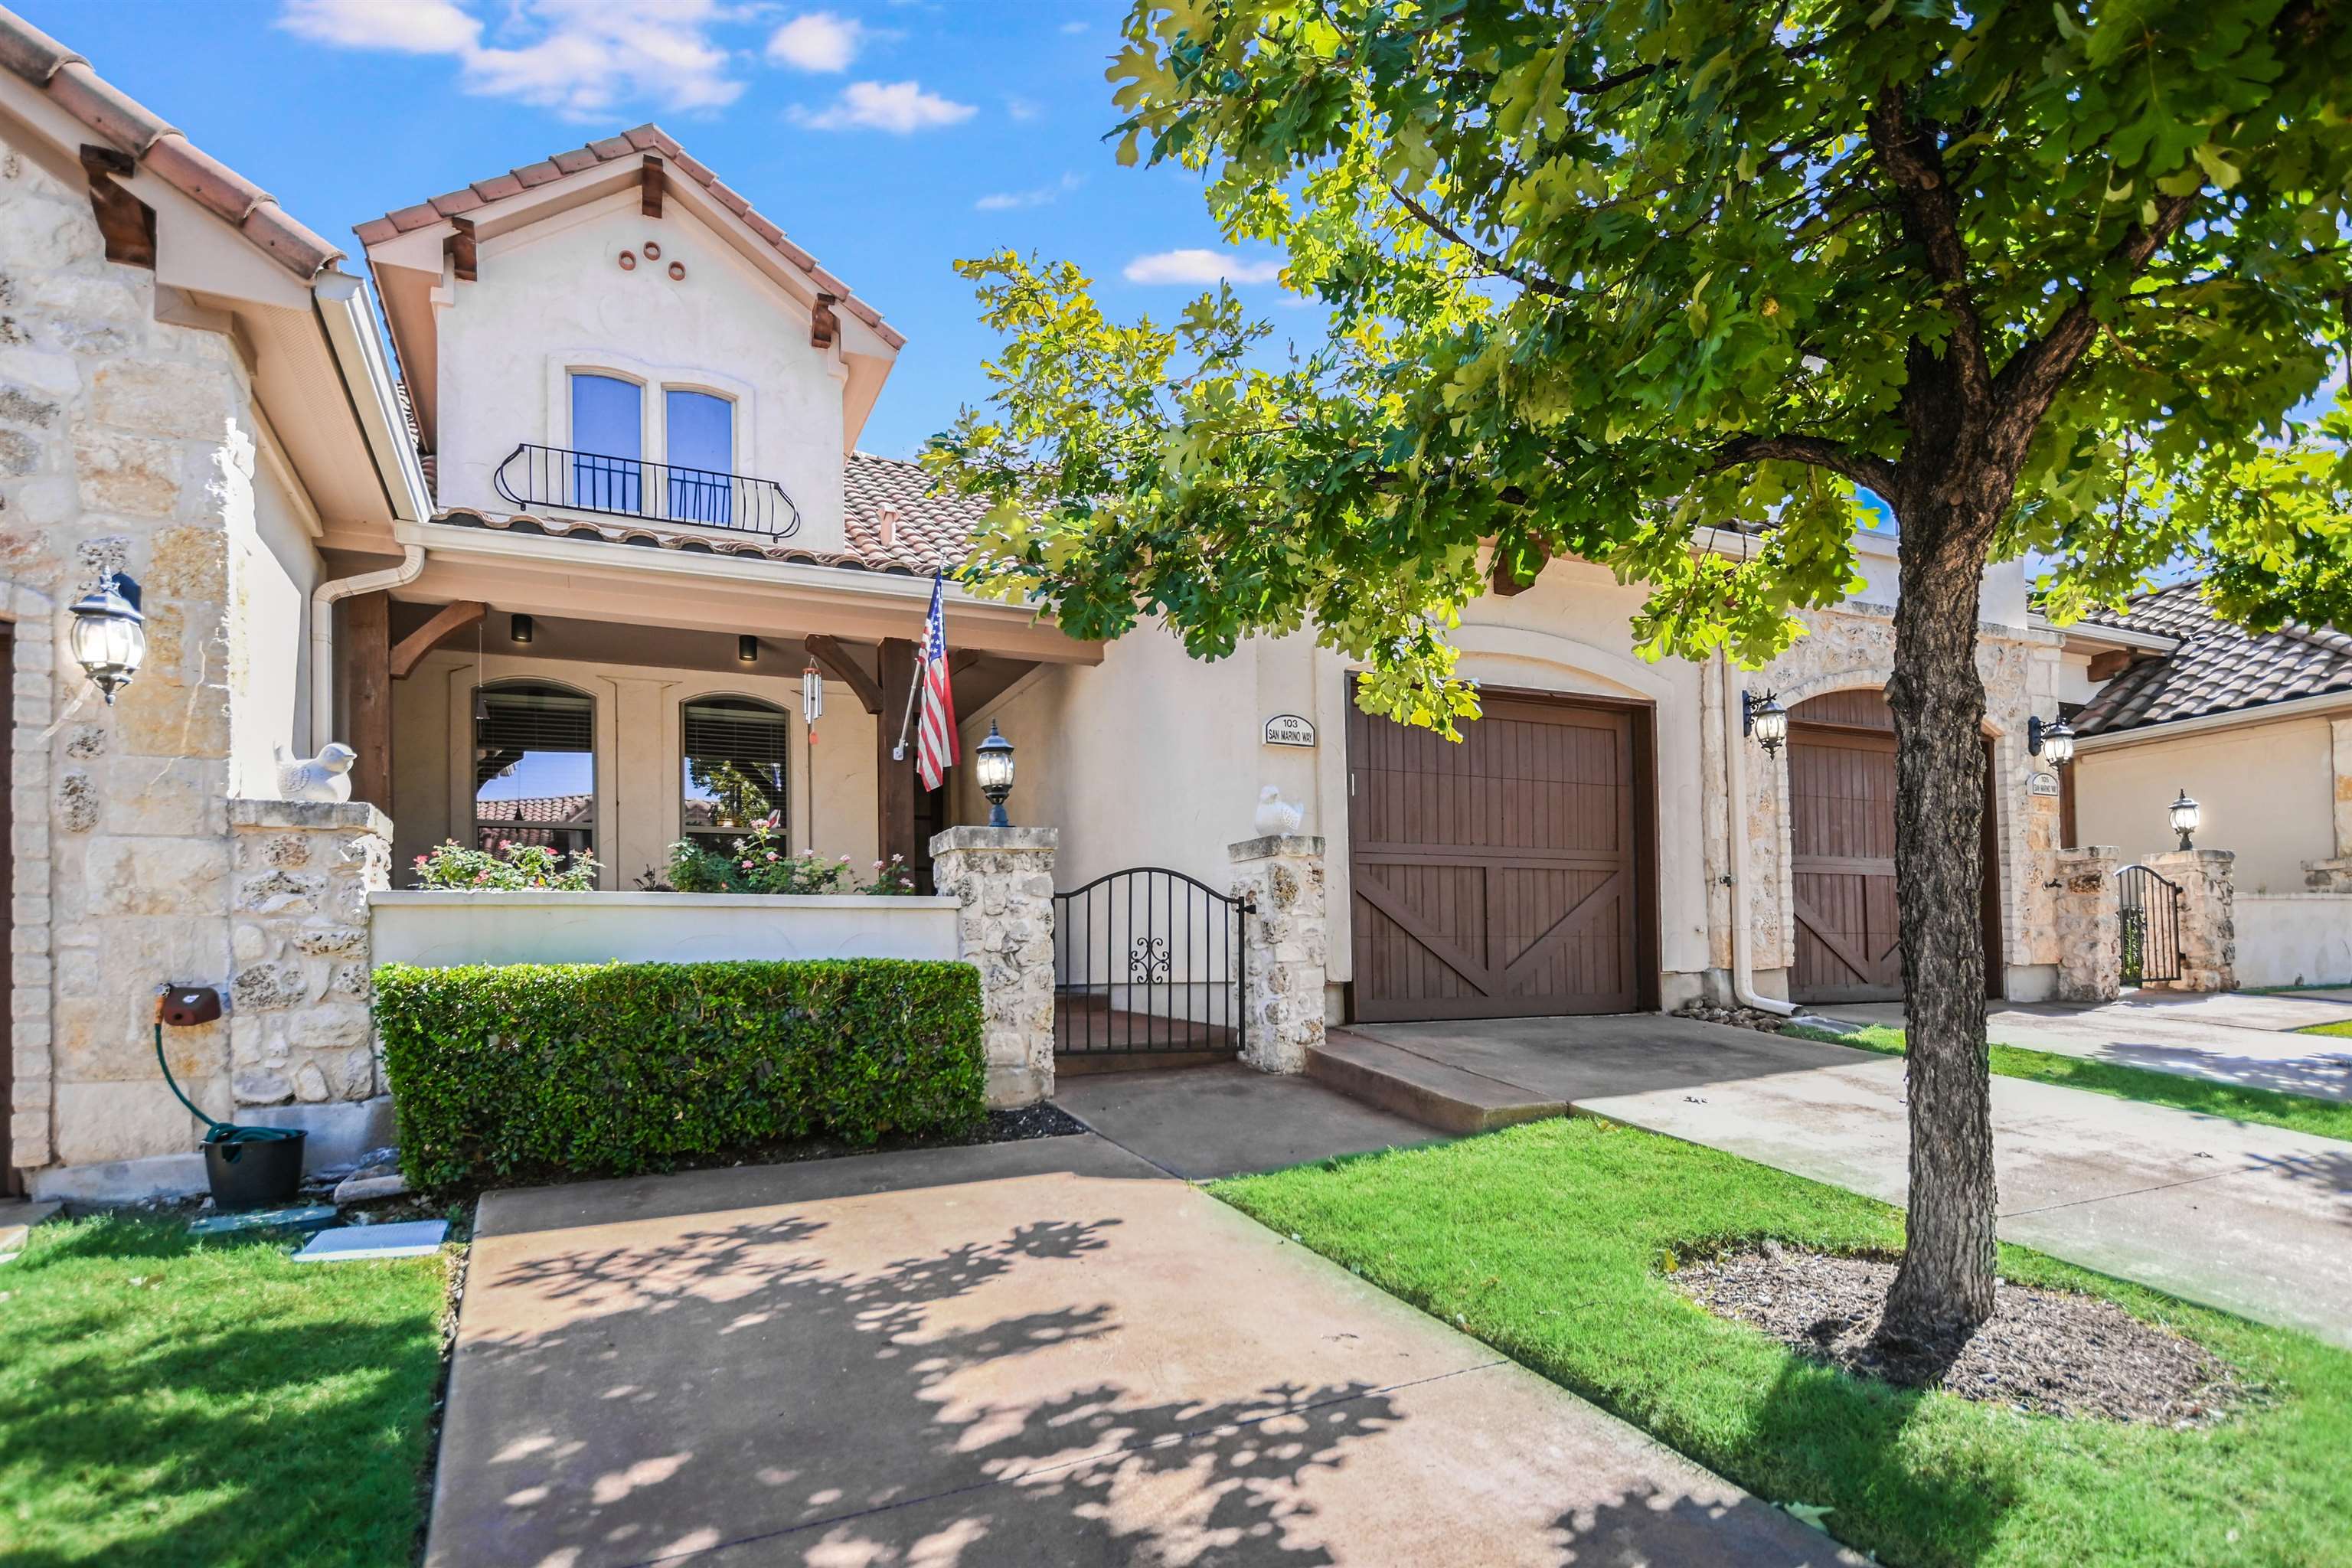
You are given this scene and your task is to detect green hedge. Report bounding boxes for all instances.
[375,959,985,1188]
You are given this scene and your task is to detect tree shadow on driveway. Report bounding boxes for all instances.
[431,1210,1408,1566]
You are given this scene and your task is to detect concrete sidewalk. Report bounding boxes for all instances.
[1338,1016,2352,1348]
[1820,991,2352,1102]
[427,1134,1851,1567]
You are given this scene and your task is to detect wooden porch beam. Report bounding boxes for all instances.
[803,633,884,714]
[79,146,155,269]
[641,156,665,218]
[345,591,393,812]
[446,215,477,283]
[389,599,487,680]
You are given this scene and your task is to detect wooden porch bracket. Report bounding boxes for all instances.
[810,292,839,351]
[79,145,155,269]
[803,633,884,714]
[641,155,665,218]
[389,599,487,680]
[446,215,478,283]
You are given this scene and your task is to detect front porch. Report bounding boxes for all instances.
[333,525,1099,894]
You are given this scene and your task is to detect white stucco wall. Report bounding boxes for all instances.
[392,648,879,890]
[227,441,320,795]
[2234,893,2352,988]
[371,890,957,967]
[2073,715,2335,893]
[430,190,849,550]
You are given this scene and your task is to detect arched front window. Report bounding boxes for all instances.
[682,695,790,849]
[473,681,596,861]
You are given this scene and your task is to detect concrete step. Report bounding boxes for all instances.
[1307,1030,1566,1135]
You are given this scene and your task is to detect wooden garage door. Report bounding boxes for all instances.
[1348,693,1646,1021]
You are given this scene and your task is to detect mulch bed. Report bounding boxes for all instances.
[1676,1243,2237,1425]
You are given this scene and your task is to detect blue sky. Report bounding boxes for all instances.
[21,0,1284,459]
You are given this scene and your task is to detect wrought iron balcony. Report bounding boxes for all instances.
[493,443,802,540]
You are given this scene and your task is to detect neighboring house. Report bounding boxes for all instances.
[2059,583,2352,985]
[0,8,2110,1196]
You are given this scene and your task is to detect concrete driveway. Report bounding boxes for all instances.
[1338,1016,2352,1348]
[1820,990,2352,1101]
[427,1133,1849,1567]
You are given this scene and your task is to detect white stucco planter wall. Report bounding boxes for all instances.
[2233,893,2352,989]
[370,890,959,969]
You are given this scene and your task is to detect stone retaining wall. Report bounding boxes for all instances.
[227,800,390,1106]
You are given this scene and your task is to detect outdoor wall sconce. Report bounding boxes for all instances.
[2169,789,2201,851]
[1741,689,1788,756]
[738,634,759,665]
[2027,714,2075,766]
[975,720,1017,828]
[510,613,534,645]
[69,571,145,704]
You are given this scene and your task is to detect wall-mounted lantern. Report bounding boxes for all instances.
[2028,714,2075,766]
[2168,789,2201,851]
[1741,689,1788,756]
[975,720,1017,828]
[69,572,145,704]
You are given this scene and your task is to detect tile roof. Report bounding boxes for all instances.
[436,450,984,576]
[0,6,343,278]
[354,124,903,351]
[2071,581,2352,735]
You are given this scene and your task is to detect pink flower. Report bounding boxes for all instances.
[500,840,514,851]
[740,860,755,871]
[890,853,904,863]
[413,855,428,867]
[766,851,779,861]
[838,853,851,862]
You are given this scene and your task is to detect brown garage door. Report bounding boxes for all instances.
[1348,691,1651,1021]
[1787,690,2001,1004]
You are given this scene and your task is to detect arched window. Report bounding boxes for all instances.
[473,681,596,861]
[681,695,790,849]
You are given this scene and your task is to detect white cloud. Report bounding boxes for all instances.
[793,80,975,133]
[1123,248,1283,286]
[1059,19,1088,34]
[1004,95,1040,121]
[974,172,1083,211]
[279,0,744,119]
[766,12,863,72]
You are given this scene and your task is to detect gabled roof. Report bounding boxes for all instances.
[0,6,342,277]
[2072,582,2352,735]
[354,124,902,351]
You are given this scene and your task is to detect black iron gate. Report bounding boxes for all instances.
[1054,867,1246,1060]
[2117,863,2184,985]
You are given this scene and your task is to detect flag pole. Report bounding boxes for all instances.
[892,567,941,762]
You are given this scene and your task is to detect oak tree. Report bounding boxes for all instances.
[930,0,2352,1342]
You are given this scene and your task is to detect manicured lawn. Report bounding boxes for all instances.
[2296,1018,2352,1040]
[1787,1023,2352,1143]
[0,1213,452,1567]
[1215,1118,2352,1568]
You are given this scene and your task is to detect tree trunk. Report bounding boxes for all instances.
[1879,496,2001,1345]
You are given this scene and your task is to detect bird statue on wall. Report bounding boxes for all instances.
[276,742,358,803]
[1254,785,1304,837]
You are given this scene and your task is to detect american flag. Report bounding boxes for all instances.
[915,571,959,791]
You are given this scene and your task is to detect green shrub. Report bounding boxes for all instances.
[375,959,985,1188]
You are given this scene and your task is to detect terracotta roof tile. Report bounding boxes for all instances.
[0,8,344,279]
[357,122,905,351]
[2072,582,2352,736]
[430,188,486,217]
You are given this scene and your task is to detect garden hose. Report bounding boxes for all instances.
[152,1008,302,1162]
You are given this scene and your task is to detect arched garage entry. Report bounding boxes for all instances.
[1345,684,1660,1021]
[1786,688,2001,1004]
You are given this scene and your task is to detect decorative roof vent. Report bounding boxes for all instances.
[877,503,900,550]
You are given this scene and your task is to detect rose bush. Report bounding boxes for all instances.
[412,838,599,891]
[665,813,920,895]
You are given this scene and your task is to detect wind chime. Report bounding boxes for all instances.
[801,658,825,854]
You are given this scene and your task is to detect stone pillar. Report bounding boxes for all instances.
[1228,835,1328,1073]
[226,800,391,1107]
[2141,848,2237,993]
[929,825,1056,1107]
[2052,845,2121,1002]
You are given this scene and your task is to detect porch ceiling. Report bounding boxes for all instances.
[402,527,1099,665]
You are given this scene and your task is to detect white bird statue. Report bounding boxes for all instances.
[1254,785,1304,837]
[276,742,358,803]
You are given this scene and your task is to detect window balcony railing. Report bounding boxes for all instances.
[493,443,802,540]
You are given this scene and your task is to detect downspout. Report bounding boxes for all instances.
[309,546,423,752]
[1720,648,1797,1018]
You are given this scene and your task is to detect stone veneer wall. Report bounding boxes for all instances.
[227,801,390,1106]
[929,825,1057,1108]
[0,129,318,1173]
[1704,603,2065,998]
[2051,845,2122,1001]
[2141,848,2236,993]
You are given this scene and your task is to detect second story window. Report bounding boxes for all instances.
[570,373,642,513]
[665,389,734,525]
